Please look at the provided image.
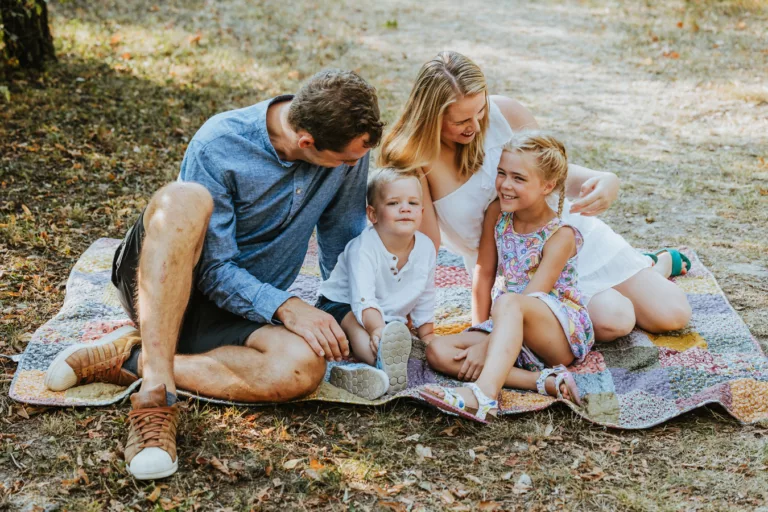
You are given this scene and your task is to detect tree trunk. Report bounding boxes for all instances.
[1,0,56,69]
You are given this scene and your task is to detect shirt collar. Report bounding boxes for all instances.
[260,94,298,169]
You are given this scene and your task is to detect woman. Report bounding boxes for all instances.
[379,51,691,342]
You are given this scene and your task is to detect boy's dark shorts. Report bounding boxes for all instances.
[110,210,268,355]
[314,295,352,326]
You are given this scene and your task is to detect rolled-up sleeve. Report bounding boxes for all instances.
[180,141,293,324]
[316,154,369,279]
[410,252,437,328]
[347,240,384,326]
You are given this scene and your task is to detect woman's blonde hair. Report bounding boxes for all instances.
[503,132,569,216]
[378,51,489,179]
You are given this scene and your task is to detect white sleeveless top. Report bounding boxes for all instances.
[431,101,650,301]
[433,101,513,271]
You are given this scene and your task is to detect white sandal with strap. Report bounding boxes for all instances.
[419,382,499,424]
[536,365,583,406]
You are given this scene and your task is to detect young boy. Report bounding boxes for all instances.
[316,168,437,399]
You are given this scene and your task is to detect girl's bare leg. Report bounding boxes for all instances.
[426,294,576,409]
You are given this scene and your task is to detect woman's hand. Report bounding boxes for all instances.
[569,172,619,217]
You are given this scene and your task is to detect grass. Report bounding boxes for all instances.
[1,0,767,510]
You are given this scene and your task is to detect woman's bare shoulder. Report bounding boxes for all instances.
[490,95,539,131]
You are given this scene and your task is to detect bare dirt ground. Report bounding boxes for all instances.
[1,0,767,510]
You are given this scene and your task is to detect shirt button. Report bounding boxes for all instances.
[296,188,303,195]
[392,256,396,261]
[361,298,365,302]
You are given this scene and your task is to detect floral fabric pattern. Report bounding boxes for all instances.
[472,213,594,371]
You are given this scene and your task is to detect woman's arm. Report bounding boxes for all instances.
[417,168,441,253]
[472,200,500,325]
[565,165,620,216]
[523,227,576,296]
[491,95,621,217]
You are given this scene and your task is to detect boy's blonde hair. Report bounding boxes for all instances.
[378,51,489,179]
[502,132,569,216]
[367,168,423,206]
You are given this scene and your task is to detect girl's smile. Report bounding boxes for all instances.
[496,151,553,213]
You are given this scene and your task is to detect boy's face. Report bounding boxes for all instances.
[367,177,424,238]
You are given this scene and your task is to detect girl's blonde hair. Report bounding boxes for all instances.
[378,51,489,179]
[503,132,569,216]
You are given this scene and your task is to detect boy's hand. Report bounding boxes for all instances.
[369,326,384,358]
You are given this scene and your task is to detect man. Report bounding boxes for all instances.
[44,70,384,480]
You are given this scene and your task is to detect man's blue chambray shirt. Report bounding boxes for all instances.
[178,95,368,324]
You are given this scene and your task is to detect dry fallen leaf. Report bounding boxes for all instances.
[415,444,433,461]
[147,486,162,503]
[210,456,231,476]
[283,458,302,470]
[441,425,460,437]
[377,501,407,512]
[477,501,502,511]
[464,474,482,485]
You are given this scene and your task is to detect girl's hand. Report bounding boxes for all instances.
[369,326,384,356]
[569,173,619,216]
[454,343,488,382]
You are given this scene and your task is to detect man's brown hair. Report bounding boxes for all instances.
[288,69,384,152]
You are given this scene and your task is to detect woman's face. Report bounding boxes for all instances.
[440,93,487,145]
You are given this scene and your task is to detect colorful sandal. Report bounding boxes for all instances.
[644,248,691,277]
[419,382,499,424]
[536,365,583,407]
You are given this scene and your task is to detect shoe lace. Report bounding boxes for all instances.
[79,341,136,384]
[128,407,177,450]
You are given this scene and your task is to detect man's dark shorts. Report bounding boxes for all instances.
[314,295,352,327]
[111,210,267,355]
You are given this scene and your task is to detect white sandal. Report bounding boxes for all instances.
[536,365,583,406]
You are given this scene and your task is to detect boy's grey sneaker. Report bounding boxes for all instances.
[376,321,412,393]
[329,363,389,400]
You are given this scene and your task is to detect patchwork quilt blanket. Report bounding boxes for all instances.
[9,238,768,429]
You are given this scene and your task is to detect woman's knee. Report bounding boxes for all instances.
[644,300,692,333]
[590,294,636,342]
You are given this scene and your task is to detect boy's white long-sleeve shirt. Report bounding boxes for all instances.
[318,226,436,328]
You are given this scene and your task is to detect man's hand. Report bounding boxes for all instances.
[569,172,619,217]
[275,297,349,361]
[454,342,488,382]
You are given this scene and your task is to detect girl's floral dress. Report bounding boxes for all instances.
[471,212,594,371]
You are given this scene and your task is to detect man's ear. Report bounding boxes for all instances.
[297,131,315,150]
[366,204,377,225]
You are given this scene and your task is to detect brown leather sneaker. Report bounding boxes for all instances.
[45,326,141,391]
[125,383,179,480]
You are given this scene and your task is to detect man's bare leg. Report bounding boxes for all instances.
[136,182,213,394]
[169,325,326,402]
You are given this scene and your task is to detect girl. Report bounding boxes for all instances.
[379,51,691,342]
[422,133,593,423]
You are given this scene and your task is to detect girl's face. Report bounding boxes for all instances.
[440,93,487,145]
[495,151,555,213]
[367,177,424,238]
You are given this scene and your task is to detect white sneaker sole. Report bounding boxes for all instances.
[44,325,139,391]
[128,459,179,480]
[377,322,412,393]
[329,365,389,400]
